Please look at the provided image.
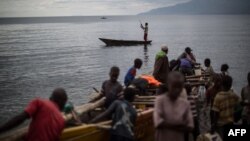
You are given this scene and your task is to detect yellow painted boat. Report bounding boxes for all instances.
[61,108,154,141]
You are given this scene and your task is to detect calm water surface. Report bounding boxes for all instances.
[0,15,250,123]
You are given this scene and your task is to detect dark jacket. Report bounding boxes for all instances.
[153,51,169,83]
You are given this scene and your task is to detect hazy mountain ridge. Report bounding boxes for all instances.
[140,0,250,15]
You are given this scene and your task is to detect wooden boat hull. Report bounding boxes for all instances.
[61,108,154,141]
[99,38,152,46]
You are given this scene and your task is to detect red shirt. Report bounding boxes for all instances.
[24,99,65,141]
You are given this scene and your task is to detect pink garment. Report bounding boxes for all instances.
[154,94,194,141]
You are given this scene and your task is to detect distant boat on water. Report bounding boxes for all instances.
[101,17,107,19]
[99,38,152,46]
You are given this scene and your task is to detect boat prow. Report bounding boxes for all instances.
[99,38,152,46]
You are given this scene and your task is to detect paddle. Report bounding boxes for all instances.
[92,87,100,93]
[139,20,143,29]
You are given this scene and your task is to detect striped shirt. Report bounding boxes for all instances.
[212,91,239,126]
[187,94,198,117]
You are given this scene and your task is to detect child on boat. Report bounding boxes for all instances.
[220,64,229,76]
[204,58,214,75]
[90,88,137,141]
[91,66,123,108]
[124,58,143,87]
[101,66,123,108]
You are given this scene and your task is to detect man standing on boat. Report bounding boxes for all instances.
[153,45,170,83]
[140,22,148,41]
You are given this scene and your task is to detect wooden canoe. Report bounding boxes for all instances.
[99,38,152,46]
[0,97,155,141]
[60,108,154,141]
[0,71,209,141]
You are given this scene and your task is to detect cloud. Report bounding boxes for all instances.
[0,0,189,17]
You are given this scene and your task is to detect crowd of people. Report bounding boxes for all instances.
[0,45,249,141]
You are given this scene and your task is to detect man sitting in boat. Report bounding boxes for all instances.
[124,58,143,87]
[179,54,194,76]
[0,88,68,141]
[92,66,123,108]
[140,22,148,41]
[178,47,197,64]
[90,88,137,141]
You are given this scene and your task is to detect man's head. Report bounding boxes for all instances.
[123,88,137,102]
[204,58,211,67]
[134,58,143,69]
[50,88,68,111]
[167,71,185,100]
[185,47,192,54]
[248,72,250,85]
[145,22,148,26]
[221,64,229,72]
[109,66,120,83]
[161,45,168,54]
[221,75,233,91]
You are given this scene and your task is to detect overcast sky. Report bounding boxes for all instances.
[0,0,189,17]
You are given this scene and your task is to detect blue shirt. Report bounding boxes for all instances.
[180,58,192,68]
[124,67,136,87]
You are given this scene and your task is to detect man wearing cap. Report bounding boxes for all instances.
[178,47,196,64]
[153,45,170,83]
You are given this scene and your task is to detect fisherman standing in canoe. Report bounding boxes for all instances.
[140,22,148,41]
[0,88,68,141]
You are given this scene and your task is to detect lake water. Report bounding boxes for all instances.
[0,15,250,123]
